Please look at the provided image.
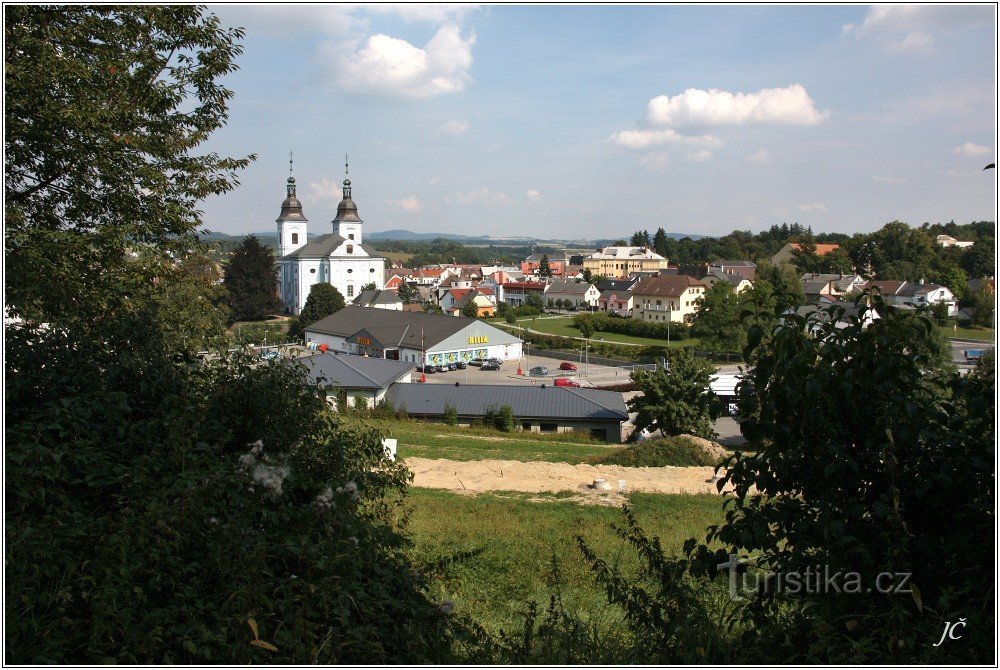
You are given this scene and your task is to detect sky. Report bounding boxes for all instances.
[200,3,997,239]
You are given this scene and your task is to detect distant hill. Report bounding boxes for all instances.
[366,229,710,244]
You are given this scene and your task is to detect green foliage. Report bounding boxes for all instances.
[525,292,545,310]
[571,312,687,341]
[443,402,459,426]
[690,281,745,353]
[738,278,777,330]
[971,286,995,328]
[396,281,416,304]
[290,282,345,338]
[591,436,718,467]
[653,227,669,257]
[461,299,480,319]
[371,238,556,268]
[481,405,517,433]
[701,297,995,662]
[555,298,565,309]
[539,254,552,277]
[5,5,254,329]
[756,261,806,314]
[933,265,968,302]
[960,236,995,279]
[223,235,282,323]
[576,315,595,338]
[504,311,517,325]
[930,300,951,326]
[629,349,717,438]
[360,281,378,291]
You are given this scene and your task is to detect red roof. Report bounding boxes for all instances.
[792,243,840,256]
[502,281,546,291]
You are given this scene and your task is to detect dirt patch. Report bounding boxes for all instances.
[676,434,729,462]
[405,457,728,496]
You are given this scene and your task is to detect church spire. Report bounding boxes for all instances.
[342,153,352,199]
[277,150,307,223]
[287,151,297,197]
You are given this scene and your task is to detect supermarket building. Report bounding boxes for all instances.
[304,307,523,366]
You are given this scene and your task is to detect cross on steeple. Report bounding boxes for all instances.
[289,150,294,178]
[345,154,349,176]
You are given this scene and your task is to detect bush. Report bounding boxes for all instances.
[572,313,690,341]
[589,436,719,467]
[443,402,458,426]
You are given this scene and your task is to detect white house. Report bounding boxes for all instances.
[544,280,600,309]
[275,161,386,315]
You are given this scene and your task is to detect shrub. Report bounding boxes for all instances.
[589,436,719,467]
[495,404,517,432]
[443,402,459,426]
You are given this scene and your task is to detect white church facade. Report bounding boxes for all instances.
[275,161,386,315]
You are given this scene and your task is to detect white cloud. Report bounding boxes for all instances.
[388,195,425,213]
[305,177,344,203]
[645,84,828,126]
[873,174,906,185]
[746,149,771,164]
[844,6,990,52]
[887,30,935,53]
[451,187,512,205]
[798,203,827,212]
[366,4,480,24]
[686,149,713,162]
[526,189,542,202]
[322,23,475,98]
[610,128,724,149]
[954,142,991,157]
[436,119,470,136]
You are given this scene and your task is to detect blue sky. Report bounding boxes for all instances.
[201,4,996,239]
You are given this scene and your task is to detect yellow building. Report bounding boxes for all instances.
[583,246,669,279]
[631,275,706,323]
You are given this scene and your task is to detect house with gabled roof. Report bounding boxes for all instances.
[631,274,706,323]
[300,352,414,410]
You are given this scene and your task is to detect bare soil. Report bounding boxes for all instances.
[405,457,729,496]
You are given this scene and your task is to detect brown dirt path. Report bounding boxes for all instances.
[405,457,729,496]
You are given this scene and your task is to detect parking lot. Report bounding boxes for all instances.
[417,353,641,387]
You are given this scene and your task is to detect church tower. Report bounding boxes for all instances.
[276,152,308,257]
[332,155,363,245]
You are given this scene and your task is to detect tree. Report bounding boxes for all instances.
[582,268,593,283]
[224,235,282,323]
[555,298,565,310]
[971,286,994,328]
[5,7,455,664]
[5,5,253,328]
[361,281,378,291]
[461,299,480,319]
[933,265,968,303]
[504,311,516,325]
[526,292,545,310]
[757,261,806,314]
[690,281,746,353]
[443,402,459,426]
[961,236,995,280]
[577,316,595,339]
[539,254,552,277]
[396,281,415,305]
[629,348,717,438]
[653,227,670,257]
[738,277,777,331]
[291,283,346,338]
[612,239,628,246]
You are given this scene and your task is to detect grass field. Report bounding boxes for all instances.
[365,419,619,463]
[508,315,698,348]
[939,325,994,342]
[401,487,726,634]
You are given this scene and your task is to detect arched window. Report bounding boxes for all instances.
[291,233,299,244]
[346,244,353,254]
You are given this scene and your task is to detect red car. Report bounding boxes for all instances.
[554,377,580,387]
[558,362,578,371]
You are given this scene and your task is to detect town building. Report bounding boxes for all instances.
[304,306,522,366]
[352,289,403,311]
[709,260,757,281]
[936,234,974,249]
[598,290,634,316]
[383,383,629,442]
[300,352,413,409]
[521,251,570,277]
[701,269,753,294]
[800,273,867,301]
[770,242,840,265]
[502,281,546,307]
[544,280,600,309]
[275,159,386,314]
[583,246,669,279]
[863,280,958,316]
[631,274,706,323]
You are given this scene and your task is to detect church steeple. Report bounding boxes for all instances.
[332,152,363,243]
[277,151,308,256]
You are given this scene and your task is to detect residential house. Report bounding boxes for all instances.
[383,383,629,442]
[521,251,570,277]
[502,281,547,307]
[598,290,634,316]
[631,274,706,323]
[544,280,600,309]
[701,269,753,294]
[936,234,974,249]
[863,280,958,316]
[352,289,403,310]
[442,287,497,317]
[771,242,841,265]
[709,260,757,281]
[800,272,867,301]
[583,246,669,279]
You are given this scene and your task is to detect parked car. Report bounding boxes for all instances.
[446,362,458,371]
[260,349,280,361]
[965,349,984,362]
[553,377,579,387]
[455,361,468,369]
[558,362,578,371]
[481,361,501,371]
[416,364,435,374]
[436,364,449,373]
[529,366,549,376]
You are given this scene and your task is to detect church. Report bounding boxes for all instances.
[275,159,386,315]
